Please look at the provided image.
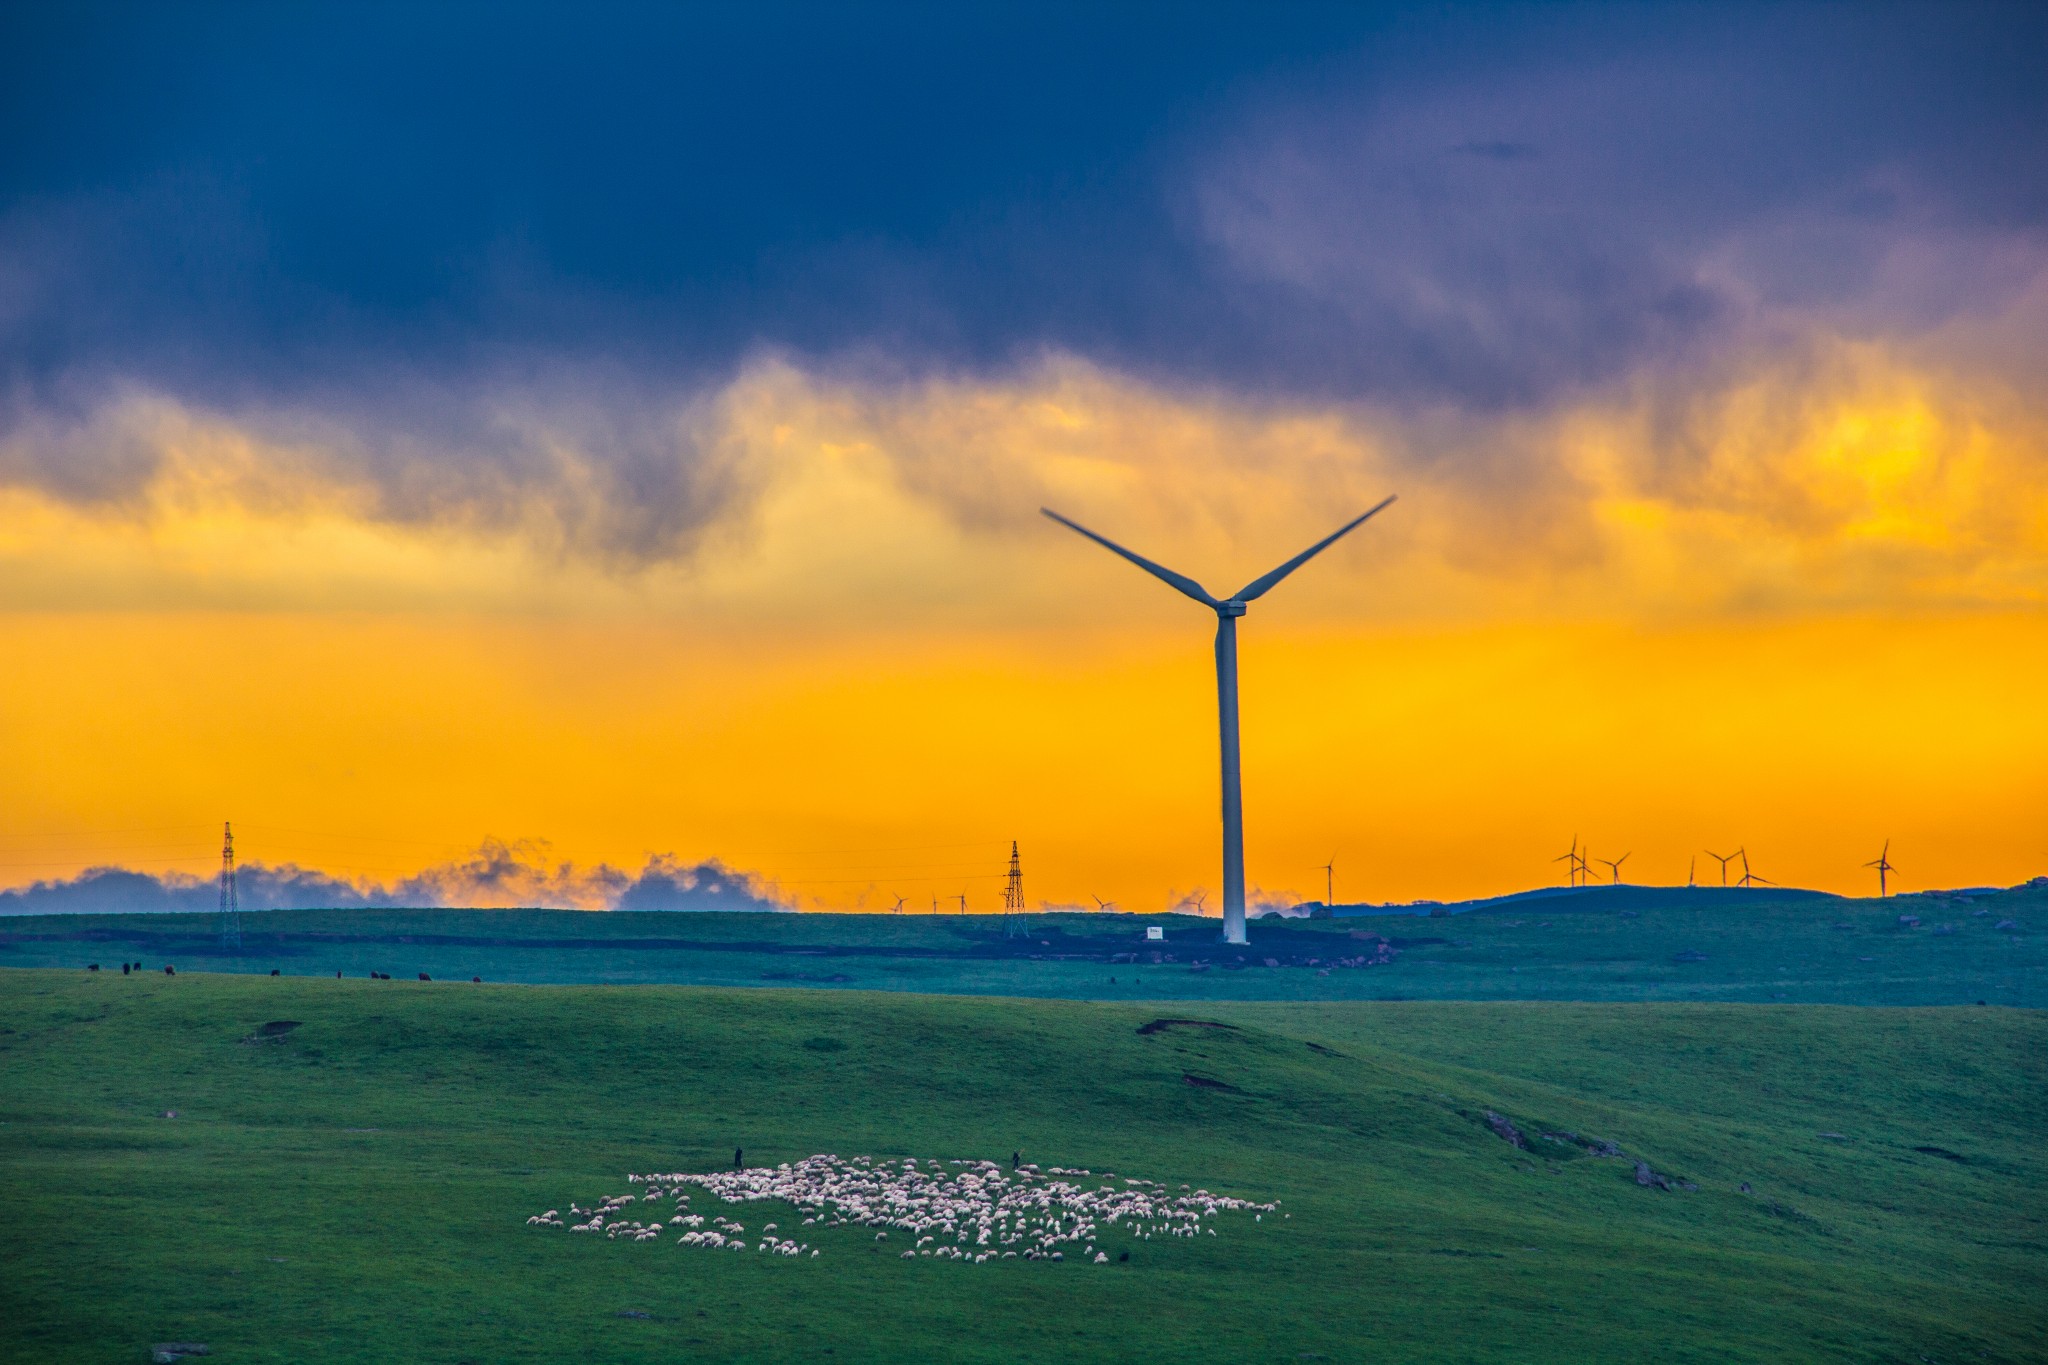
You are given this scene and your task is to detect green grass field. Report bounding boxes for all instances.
[2,968,2042,1363]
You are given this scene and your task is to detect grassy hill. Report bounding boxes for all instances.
[2,968,2041,1363]
[2,881,2040,1005]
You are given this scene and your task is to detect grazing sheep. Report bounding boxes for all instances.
[529,1154,1278,1269]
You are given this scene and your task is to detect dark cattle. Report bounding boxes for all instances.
[471,976,481,983]
[270,969,280,977]
[418,972,431,981]
[122,964,130,975]
[88,963,99,971]
[164,965,175,975]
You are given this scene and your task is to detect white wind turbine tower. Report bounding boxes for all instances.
[1043,497,1397,946]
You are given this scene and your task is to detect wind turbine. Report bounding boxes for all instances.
[1320,856,1336,908]
[1596,852,1630,884]
[1688,855,1696,887]
[1091,894,1119,912]
[1864,840,1897,897]
[1737,848,1772,888]
[1043,497,1396,945]
[1704,849,1737,886]
[890,894,907,915]
[1554,836,1588,888]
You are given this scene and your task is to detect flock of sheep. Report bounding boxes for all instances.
[528,1154,1278,1264]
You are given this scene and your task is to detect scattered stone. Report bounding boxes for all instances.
[1540,1131,1622,1158]
[151,1344,209,1362]
[1183,1073,1244,1093]
[159,1110,179,1119]
[616,1310,652,1319]
[1672,950,1708,963]
[1933,924,1956,936]
[1819,1132,1848,1141]
[1739,1182,1753,1194]
[1482,1111,1528,1149]
[1633,1161,1696,1192]
[1136,1018,1238,1036]
[1898,915,1920,927]
[240,1020,304,1046]
[1996,920,2019,931]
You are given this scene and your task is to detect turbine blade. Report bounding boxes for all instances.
[1232,496,1397,602]
[1041,508,1220,607]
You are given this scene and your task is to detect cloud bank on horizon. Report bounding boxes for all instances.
[0,841,783,916]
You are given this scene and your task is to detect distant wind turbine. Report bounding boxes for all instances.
[1091,894,1118,912]
[1688,855,1696,887]
[1320,856,1336,907]
[1737,848,1772,888]
[1043,497,1396,945]
[1596,853,1630,884]
[890,894,907,915]
[1704,849,1738,886]
[1554,836,1589,888]
[1864,840,1897,898]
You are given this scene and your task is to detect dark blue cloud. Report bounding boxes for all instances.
[1,3,2042,441]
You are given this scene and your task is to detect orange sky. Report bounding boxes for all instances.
[3,336,2045,910]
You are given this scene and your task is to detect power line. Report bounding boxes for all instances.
[1002,840,1026,939]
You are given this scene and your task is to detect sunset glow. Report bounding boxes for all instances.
[3,5,2042,914]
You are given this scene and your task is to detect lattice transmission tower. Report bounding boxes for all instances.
[1002,840,1026,939]
[218,821,241,952]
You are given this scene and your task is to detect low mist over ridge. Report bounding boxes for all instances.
[0,839,782,915]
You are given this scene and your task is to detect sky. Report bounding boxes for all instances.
[2,2,2044,912]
